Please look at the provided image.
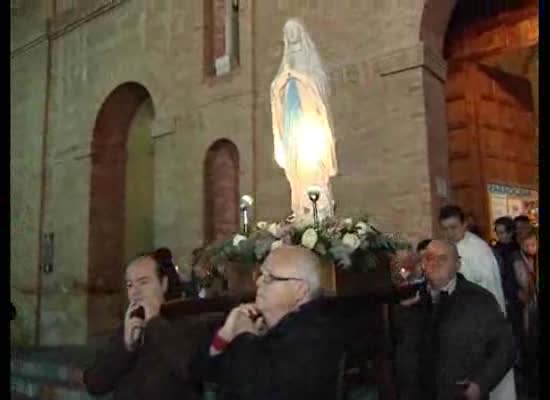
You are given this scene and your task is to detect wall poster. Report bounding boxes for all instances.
[487,183,539,232]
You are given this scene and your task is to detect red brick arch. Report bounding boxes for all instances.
[204,139,240,244]
[88,82,153,338]
[419,0,458,53]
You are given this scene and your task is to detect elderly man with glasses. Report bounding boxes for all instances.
[190,245,348,400]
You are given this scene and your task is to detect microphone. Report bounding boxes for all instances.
[129,306,145,347]
[131,325,143,345]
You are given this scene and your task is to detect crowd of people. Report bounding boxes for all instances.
[82,205,538,400]
[490,215,539,399]
[397,206,538,400]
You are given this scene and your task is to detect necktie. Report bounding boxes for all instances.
[425,291,450,400]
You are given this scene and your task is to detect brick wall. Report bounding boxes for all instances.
[10,0,461,344]
[10,42,48,346]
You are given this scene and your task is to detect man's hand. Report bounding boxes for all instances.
[219,303,263,343]
[457,380,481,400]
[124,303,145,351]
[400,291,421,307]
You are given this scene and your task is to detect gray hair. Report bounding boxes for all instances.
[268,245,324,301]
[294,249,323,300]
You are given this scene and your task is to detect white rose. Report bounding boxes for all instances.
[268,223,280,237]
[343,218,353,228]
[271,240,283,251]
[301,228,318,249]
[256,221,268,230]
[355,221,373,236]
[342,233,361,250]
[233,234,247,247]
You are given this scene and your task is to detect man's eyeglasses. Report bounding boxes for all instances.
[257,269,304,285]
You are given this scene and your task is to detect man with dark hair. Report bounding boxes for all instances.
[494,217,515,246]
[439,205,515,400]
[153,247,173,263]
[416,239,432,253]
[438,205,505,310]
[84,254,205,400]
[513,229,538,398]
[492,217,521,339]
[152,247,187,300]
[394,240,515,400]
[513,215,532,244]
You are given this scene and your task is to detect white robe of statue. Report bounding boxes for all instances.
[270,19,337,224]
[457,231,517,400]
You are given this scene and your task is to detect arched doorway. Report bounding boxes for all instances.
[125,98,155,262]
[88,82,155,338]
[204,139,240,244]
[444,1,538,238]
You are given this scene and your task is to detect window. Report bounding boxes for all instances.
[204,0,240,77]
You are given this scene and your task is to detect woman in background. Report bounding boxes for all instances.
[513,229,538,398]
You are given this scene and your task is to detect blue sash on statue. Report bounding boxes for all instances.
[283,78,302,156]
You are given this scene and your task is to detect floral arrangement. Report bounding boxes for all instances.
[200,216,410,278]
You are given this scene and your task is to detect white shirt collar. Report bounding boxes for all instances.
[428,276,457,300]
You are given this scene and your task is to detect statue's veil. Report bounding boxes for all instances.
[276,18,330,101]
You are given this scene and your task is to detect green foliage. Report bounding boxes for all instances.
[202,215,411,278]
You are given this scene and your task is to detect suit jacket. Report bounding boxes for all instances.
[393,274,515,400]
[492,241,520,308]
[83,314,216,400]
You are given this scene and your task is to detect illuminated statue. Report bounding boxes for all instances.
[270,18,338,224]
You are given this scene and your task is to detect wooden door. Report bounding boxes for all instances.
[446,62,536,238]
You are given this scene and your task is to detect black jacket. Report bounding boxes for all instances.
[190,298,349,400]
[84,315,214,400]
[492,242,520,306]
[392,274,515,400]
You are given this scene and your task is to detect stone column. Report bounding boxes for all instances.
[368,43,449,241]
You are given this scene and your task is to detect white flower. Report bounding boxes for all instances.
[271,240,283,251]
[342,218,353,228]
[233,234,247,247]
[268,223,281,237]
[355,221,372,236]
[301,228,318,249]
[342,233,361,250]
[256,221,268,230]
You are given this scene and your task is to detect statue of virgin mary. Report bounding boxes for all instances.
[270,18,338,224]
